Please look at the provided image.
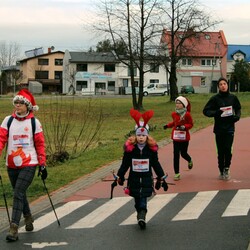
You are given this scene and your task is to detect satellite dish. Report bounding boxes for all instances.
[51,46,55,50]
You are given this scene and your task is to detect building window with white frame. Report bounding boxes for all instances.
[201,58,215,66]
[55,59,63,66]
[182,58,192,66]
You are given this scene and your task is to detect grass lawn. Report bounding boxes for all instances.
[0,92,249,206]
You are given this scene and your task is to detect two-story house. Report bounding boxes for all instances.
[160,29,228,93]
[227,44,250,78]
[63,50,168,95]
[18,49,64,93]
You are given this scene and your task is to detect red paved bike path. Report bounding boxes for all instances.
[64,117,250,202]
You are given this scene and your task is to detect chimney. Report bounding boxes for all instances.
[48,47,51,53]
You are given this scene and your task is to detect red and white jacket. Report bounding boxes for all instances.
[0,112,46,169]
[165,111,193,142]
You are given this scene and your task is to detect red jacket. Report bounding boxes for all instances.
[165,111,193,142]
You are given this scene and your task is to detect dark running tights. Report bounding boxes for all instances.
[173,141,191,174]
[7,167,36,226]
[215,133,234,173]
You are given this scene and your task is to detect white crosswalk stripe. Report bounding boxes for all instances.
[19,200,91,233]
[66,196,133,229]
[19,190,250,232]
[120,193,177,225]
[172,190,218,221]
[222,189,250,217]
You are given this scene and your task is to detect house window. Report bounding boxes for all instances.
[76,64,88,71]
[104,64,115,72]
[55,59,63,66]
[38,59,49,65]
[201,59,214,66]
[204,34,211,40]
[128,67,137,76]
[182,58,192,66]
[150,63,159,73]
[201,76,206,86]
[108,81,115,91]
[76,81,88,91]
[149,79,159,83]
[35,71,48,79]
[123,79,128,87]
[55,71,62,80]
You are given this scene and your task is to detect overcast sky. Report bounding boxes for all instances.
[1,0,250,58]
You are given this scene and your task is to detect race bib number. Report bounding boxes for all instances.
[12,134,30,147]
[220,106,233,117]
[132,159,149,172]
[173,130,186,140]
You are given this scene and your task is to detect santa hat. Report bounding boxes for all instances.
[13,89,39,111]
[175,96,191,112]
[130,108,154,136]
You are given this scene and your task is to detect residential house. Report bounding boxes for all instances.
[18,49,64,93]
[226,44,250,90]
[160,29,228,93]
[63,50,168,95]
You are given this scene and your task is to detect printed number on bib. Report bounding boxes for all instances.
[173,130,186,140]
[220,106,233,117]
[12,134,30,147]
[132,159,149,172]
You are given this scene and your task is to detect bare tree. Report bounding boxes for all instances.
[159,0,222,100]
[94,0,164,110]
[93,0,221,105]
[0,41,21,67]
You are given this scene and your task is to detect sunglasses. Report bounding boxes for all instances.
[14,101,25,105]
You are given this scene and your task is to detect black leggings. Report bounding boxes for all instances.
[173,141,191,174]
[215,133,234,173]
[7,167,36,225]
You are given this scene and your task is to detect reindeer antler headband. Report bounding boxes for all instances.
[130,108,154,135]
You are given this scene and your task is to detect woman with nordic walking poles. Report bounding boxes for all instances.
[117,109,168,230]
[0,89,47,242]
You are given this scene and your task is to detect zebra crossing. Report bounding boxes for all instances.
[18,189,250,233]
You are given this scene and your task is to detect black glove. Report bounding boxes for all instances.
[38,166,47,180]
[163,125,168,130]
[162,180,168,191]
[155,177,161,190]
[232,115,240,122]
[215,109,223,117]
[118,176,125,186]
[178,125,185,131]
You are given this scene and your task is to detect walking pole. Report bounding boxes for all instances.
[0,174,11,225]
[42,179,60,226]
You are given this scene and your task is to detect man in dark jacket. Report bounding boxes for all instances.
[203,77,241,180]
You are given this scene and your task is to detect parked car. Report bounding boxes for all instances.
[143,83,169,96]
[180,85,195,94]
